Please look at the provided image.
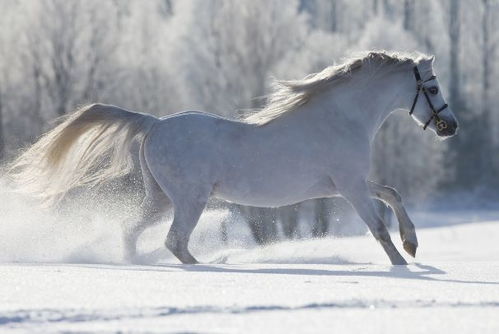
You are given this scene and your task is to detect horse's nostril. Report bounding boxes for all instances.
[439,125,456,136]
[436,118,458,136]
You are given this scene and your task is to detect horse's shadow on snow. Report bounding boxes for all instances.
[164,262,497,286]
[108,255,499,286]
[70,248,498,286]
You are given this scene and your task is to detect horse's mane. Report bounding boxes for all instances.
[245,50,430,126]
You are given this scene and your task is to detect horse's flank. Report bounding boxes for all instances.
[244,50,430,126]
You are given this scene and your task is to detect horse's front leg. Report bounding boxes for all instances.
[368,181,418,257]
[336,178,407,265]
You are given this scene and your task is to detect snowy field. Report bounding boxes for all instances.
[0,203,498,333]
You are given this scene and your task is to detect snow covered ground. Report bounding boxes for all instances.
[1,207,498,333]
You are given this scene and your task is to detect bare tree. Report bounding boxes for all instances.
[0,88,4,161]
[26,0,120,117]
[403,0,415,31]
[238,206,278,245]
[477,0,498,182]
[172,0,308,115]
[448,0,461,109]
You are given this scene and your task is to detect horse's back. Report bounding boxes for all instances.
[152,111,250,151]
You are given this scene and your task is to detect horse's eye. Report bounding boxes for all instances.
[428,87,438,95]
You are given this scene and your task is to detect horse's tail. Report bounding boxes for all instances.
[7,103,159,205]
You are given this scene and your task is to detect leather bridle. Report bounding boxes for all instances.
[409,66,448,131]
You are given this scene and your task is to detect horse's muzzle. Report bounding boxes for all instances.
[437,119,458,137]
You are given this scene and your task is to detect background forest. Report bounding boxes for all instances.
[0,0,498,244]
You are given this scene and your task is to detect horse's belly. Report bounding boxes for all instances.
[212,174,337,207]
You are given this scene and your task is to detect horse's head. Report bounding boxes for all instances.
[409,56,458,138]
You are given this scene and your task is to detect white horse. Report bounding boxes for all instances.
[9,51,458,265]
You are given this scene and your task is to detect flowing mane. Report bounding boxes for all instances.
[244,51,430,126]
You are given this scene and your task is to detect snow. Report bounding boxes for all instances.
[0,211,498,333]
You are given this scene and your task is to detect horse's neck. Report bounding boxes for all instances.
[356,68,416,141]
[264,67,416,145]
[312,67,415,142]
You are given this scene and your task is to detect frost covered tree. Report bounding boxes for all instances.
[24,0,121,117]
[107,0,182,115]
[0,0,38,148]
[0,88,3,161]
[170,0,310,115]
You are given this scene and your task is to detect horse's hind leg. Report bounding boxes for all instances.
[368,181,418,257]
[337,178,407,265]
[123,144,171,263]
[165,186,211,264]
[123,193,170,262]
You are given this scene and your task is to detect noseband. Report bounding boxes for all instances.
[409,66,448,131]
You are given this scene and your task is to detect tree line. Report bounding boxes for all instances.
[0,0,497,243]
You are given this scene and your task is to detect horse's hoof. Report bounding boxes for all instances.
[124,254,141,265]
[182,259,199,265]
[403,240,417,258]
[393,261,408,266]
[391,255,408,265]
